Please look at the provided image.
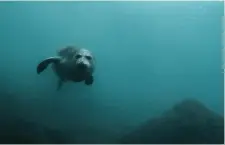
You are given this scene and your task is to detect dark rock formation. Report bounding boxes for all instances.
[0,92,76,144]
[120,99,224,144]
[0,118,72,144]
[0,92,119,144]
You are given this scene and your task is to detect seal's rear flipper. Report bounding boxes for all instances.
[57,79,65,90]
[37,57,61,74]
[85,75,94,85]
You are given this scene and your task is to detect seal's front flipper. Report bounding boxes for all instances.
[37,57,61,74]
[57,79,64,90]
[85,75,94,85]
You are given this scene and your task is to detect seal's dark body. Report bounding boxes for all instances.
[37,46,95,90]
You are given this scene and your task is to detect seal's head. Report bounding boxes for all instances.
[74,48,95,74]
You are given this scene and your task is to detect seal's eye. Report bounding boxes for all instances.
[75,54,82,59]
[85,56,92,60]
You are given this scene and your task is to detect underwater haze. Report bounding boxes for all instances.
[0,1,224,143]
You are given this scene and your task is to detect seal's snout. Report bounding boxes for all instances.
[77,63,87,70]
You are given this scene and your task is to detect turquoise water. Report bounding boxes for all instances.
[0,1,223,143]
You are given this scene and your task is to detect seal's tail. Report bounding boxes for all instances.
[56,79,64,91]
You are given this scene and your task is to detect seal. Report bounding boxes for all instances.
[36,46,96,90]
